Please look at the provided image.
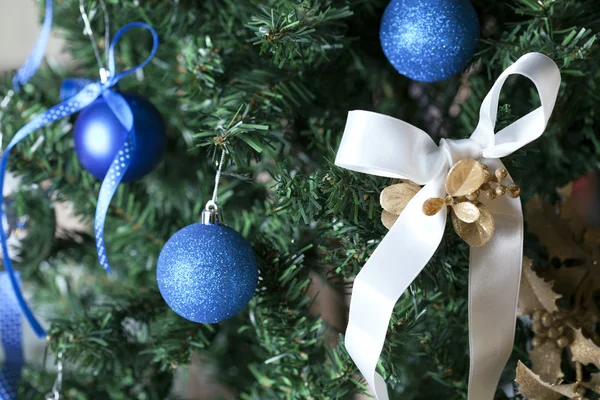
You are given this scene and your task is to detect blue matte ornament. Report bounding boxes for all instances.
[380,0,480,82]
[156,209,259,324]
[73,92,166,182]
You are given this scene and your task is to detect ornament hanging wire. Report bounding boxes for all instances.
[211,149,226,205]
[203,149,226,224]
[78,0,111,82]
[44,351,63,400]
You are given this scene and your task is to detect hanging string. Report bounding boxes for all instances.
[98,0,110,62]
[44,351,63,400]
[78,0,110,82]
[211,149,226,206]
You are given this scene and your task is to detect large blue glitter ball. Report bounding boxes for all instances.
[73,92,166,182]
[380,0,480,82]
[156,223,259,324]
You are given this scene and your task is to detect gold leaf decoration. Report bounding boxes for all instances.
[516,362,577,400]
[451,203,495,247]
[517,190,600,399]
[381,210,399,230]
[529,341,564,383]
[452,201,481,223]
[543,266,588,303]
[380,182,421,215]
[380,181,421,231]
[570,329,600,369]
[445,159,488,197]
[518,257,561,316]
[422,198,445,216]
[525,196,586,262]
[582,373,600,394]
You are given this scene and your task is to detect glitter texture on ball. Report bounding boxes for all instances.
[380,0,480,82]
[157,222,259,324]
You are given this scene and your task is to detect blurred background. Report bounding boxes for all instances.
[0,0,70,73]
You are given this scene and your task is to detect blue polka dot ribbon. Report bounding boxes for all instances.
[12,0,53,91]
[1,2,52,396]
[0,272,24,400]
[0,22,159,339]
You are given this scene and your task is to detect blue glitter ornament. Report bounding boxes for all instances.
[380,0,480,82]
[73,92,166,182]
[156,210,258,324]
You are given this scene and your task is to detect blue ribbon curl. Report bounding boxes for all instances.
[0,22,159,339]
[0,273,24,400]
[1,1,52,396]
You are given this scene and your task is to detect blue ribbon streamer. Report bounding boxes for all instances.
[2,1,52,396]
[0,272,24,400]
[12,0,53,91]
[0,22,159,339]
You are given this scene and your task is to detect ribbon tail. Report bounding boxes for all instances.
[0,272,25,400]
[60,78,94,101]
[0,83,102,338]
[94,91,136,273]
[345,174,447,399]
[467,159,523,399]
[12,0,53,91]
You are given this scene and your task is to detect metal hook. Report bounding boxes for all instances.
[44,351,63,400]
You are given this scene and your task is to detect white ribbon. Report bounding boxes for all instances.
[335,53,561,399]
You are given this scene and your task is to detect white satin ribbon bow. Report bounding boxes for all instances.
[335,53,561,399]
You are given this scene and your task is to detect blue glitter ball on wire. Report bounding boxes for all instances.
[157,222,259,323]
[73,92,166,182]
[380,0,480,82]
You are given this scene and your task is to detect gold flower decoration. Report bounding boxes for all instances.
[422,159,520,247]
[379,159,520,247]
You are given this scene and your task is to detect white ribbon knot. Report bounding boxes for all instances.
[335,53,561,400]
[440,138,483,166]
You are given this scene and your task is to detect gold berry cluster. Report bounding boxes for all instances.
[478,163,520,200]
[531,309,570,349]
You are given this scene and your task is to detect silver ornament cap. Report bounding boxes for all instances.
[201,200,222,225]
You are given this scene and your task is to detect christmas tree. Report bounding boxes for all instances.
[1,0,599,399]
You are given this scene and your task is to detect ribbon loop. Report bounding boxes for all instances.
[335,53,561,400]
[471,53,561,157]
[107,22,159,85]
[335,111,443,185]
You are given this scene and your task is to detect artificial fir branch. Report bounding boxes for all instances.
[1,0,599,398]
[247,2,354,68]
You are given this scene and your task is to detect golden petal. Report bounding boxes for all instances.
[381,210,399,230]
[445,159,488,197]
[380,182,421,215]
[515,361,576,400]
[422,198,445,216]
[529,341,564,383]
[452,202,481,223]
[570,328,600,369]
[452,203,495,247]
